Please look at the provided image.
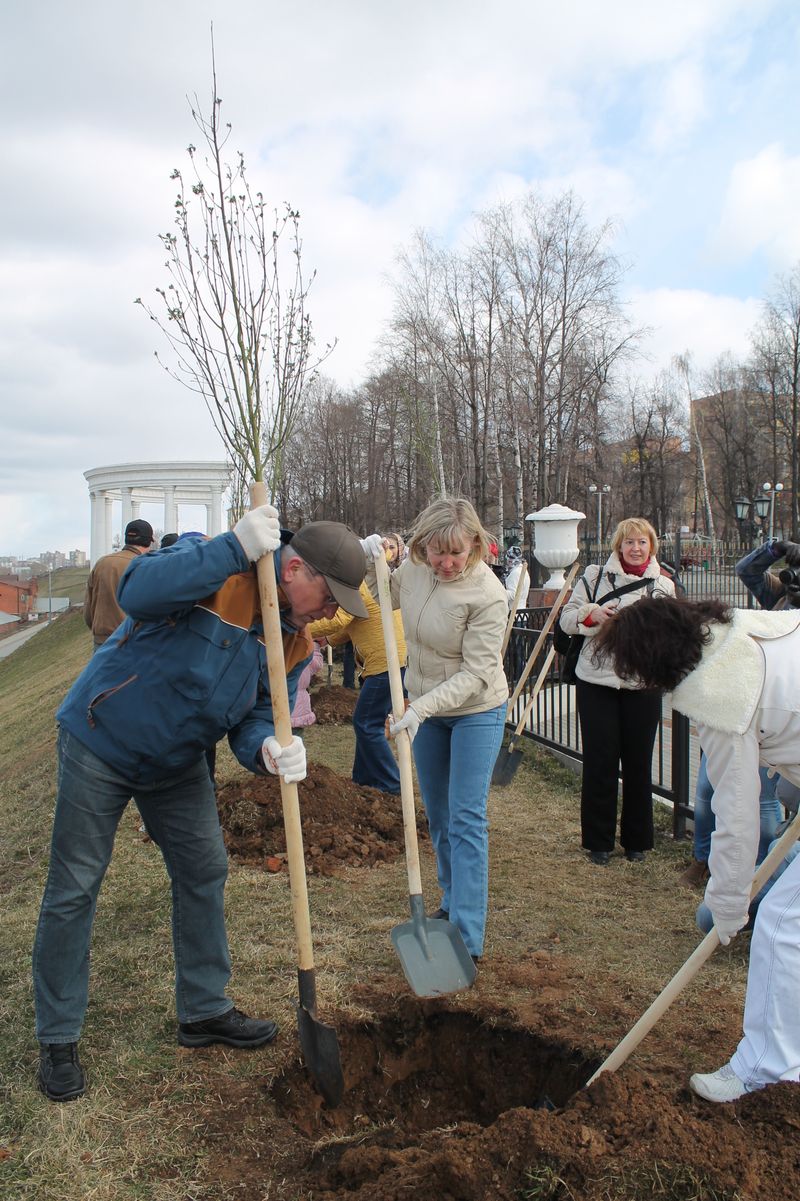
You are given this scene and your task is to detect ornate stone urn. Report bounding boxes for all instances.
[526,503,585,589]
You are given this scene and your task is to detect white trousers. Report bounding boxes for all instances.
[731,851,800,1088]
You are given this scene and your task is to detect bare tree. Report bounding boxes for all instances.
[136,55,331,508]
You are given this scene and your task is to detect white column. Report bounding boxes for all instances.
[210,486,223,536]
[164,484,177,534]
[103,494,114,555]
[121,487,134,532]
[131,499,141,518]
[89,491,103,565]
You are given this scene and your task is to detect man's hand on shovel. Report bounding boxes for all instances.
[233,504,281,561]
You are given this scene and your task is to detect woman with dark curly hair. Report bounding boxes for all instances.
[595,594,800,1103]
[559,518,675,865]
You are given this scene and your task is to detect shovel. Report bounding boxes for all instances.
[374,551,476,997]
[506,562,579,717]
[251,483,344,1108]
[326,644,333,685]
[500,563,529,658]
[492,645,556,786]
[584,807,800,1087]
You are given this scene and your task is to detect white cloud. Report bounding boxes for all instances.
[713,143,800,265]
[0,0,796,556]
[626,285,761,378]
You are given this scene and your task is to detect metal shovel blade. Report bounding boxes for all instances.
[297,968,344,1108]
[492,741,524,786]
[391,895,477,997]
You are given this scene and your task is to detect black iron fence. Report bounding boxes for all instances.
[505,537,790,835]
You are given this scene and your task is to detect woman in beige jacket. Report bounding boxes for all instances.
[385,498,508,959]
[559,517,675,865]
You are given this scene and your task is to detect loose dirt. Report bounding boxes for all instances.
[309,684,358,725]
[216,761,425,875]
[195,963,800,1201]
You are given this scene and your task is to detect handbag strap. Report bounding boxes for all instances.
[576,569,653,607]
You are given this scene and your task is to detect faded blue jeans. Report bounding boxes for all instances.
[352,670,404,794]
[33,728,232,1043]
[412,704,506,958]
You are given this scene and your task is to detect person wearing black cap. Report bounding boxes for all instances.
[34,507,370,1102]
[83,519,155,649]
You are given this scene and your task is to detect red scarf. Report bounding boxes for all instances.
[620,556,651,577]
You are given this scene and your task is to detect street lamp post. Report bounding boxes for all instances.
[47,566,53,623]
[588,483,611,549]
[761,481,784,541]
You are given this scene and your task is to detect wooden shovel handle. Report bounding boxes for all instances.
[507,562,579,715]
[500,564,529,658]
[585,807,800,1085]
[250,482,315,973]
[509,644,556,742]
[374,553,424,896]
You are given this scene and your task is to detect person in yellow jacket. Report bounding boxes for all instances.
[309,578,407,794]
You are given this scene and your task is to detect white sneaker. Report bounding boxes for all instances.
[689,1062,748,1103]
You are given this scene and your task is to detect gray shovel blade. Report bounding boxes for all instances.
[391,895,477,997]
[297,968,344,1108]
[492,742,523,786]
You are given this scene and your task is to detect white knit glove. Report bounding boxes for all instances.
[712,911,748,947]
[262,735,307,784]
[360,534,385,561]
[388,706,421,745]
[233,505,281,562]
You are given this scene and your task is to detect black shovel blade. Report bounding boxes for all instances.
[297,968,344,1108]
[391,895,477,997]
[492,742,523,786]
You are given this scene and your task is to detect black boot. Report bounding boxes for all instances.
[38,1042,85,1102]
[178,1007,278,1048]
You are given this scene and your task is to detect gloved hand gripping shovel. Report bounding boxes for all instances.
[375,551,476,996]
[251,482,344,1108]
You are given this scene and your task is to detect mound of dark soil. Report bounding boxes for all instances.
[195,970,800,1201]
[309,684,358,724]
[216,762,426,875]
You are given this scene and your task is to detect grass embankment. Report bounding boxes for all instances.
[34,565,90,605]
[0,614,748,1199]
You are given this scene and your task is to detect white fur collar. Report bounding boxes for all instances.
[671,609,800,733]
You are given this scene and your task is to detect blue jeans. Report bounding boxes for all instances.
[33,728,232,1042]
[693,752,781,864]
[342,641,356,690]
[352,671,402,794]
[411,704,506,957]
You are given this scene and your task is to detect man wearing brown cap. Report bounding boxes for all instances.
[83,519,155,648]
[34,507,371,1102]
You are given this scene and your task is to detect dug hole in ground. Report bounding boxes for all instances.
[198,680,799,1201]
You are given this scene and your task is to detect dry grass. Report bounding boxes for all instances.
[0,616,749,1199]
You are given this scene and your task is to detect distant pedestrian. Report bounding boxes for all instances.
[83,520,154,649]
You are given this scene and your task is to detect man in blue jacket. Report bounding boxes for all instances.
[34,506,370,1102]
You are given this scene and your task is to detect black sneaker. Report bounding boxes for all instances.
[589,851,610,866]
[178,1007,279,1048]
[428,907,449,921]
[625,851,646,863]
[38,1042,85,1102]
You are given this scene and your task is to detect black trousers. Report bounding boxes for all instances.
[576,679,662,853]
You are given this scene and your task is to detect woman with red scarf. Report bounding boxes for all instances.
[559,518,675,865]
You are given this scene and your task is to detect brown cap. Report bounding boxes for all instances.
[290,521,368,618]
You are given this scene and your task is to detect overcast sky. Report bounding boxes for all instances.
[2,0,799,557]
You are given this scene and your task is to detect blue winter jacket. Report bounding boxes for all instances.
[57,532,311,783]
[734,541,790,611]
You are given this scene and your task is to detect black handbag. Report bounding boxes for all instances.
[554,571,653,684]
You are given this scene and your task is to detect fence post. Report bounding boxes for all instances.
[671,711,691,839]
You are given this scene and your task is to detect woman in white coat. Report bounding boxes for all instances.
[596,595,800,1102]
[559,518,675,865]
